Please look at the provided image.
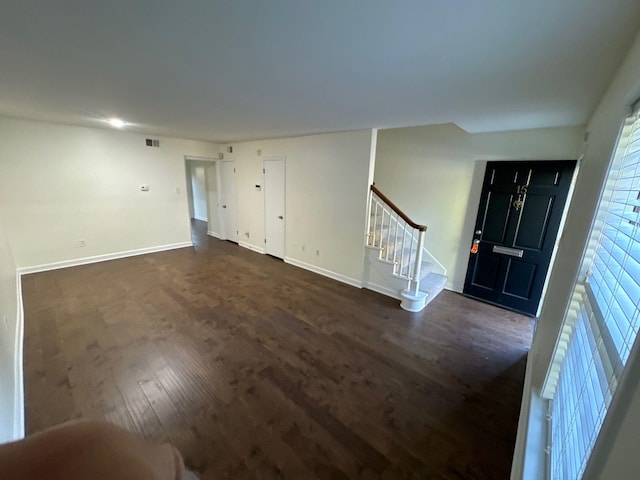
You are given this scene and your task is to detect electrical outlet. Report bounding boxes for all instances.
[79,239,86,247]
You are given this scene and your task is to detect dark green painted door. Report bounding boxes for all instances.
[463,160,577,316]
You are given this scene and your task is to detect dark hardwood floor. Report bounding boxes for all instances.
[21,220,533,479]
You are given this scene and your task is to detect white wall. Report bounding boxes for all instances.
[0,215,19,443]
[530,30,640,479]
[227,129,376,284]
[0,117,220,268]
[533,33,640,388]
[374,124,584,291]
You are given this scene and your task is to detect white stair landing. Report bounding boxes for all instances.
[363,244,447,312]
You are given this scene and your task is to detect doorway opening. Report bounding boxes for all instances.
[184,156,220,247]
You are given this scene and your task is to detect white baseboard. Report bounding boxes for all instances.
[362,282,402,300]
[17,242,193,275]
[239,241,266,254]
[207,231,222,239]
[284,257,362,289]
[13,271,24,440]
[11,241,193,439]
[364,282,455,302]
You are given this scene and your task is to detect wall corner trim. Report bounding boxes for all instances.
[13,271,25,440]
[510,349,547,480]
[16,242,193,275]
[284,257,363,289]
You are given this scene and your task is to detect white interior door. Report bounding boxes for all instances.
[220,161,239,242]
[264,158,285,258]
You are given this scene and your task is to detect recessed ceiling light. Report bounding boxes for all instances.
[107,118,126,128]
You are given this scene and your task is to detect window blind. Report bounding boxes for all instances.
[542,106,640,480]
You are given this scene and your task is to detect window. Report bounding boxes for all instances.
[542,104,640,479]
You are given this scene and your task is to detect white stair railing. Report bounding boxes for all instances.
[366,185,427,295]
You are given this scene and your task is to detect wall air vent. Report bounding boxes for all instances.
[145,139,160,147]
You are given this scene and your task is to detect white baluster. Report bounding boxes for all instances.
[373,200,379,247]
[384,208,391,262]
[366,191,373,245]
[392,212,399,267]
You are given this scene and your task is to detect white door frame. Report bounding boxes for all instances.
[263,156,286,258]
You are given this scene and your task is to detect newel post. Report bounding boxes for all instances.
[412,229,425,295]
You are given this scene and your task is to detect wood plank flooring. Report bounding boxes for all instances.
[21,220,533,479]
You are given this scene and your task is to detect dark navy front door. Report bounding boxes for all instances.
[463,160,577,316]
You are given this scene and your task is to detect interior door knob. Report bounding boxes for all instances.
[222,205,227,208]
[278,215,283,219]
[475,230,482,235]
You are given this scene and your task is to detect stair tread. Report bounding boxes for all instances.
[420,273,447,295]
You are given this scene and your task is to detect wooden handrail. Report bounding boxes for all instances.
[370,185,427,232]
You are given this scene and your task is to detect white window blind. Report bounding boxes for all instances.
[542,105,640,480]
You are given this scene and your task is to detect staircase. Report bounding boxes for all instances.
[363,185,447,312]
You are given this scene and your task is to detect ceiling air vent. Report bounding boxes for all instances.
[145,138,160,147]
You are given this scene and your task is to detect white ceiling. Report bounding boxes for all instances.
[1,1,640,142]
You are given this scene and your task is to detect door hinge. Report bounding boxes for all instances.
[263,168,265,174]
[264,238,267,244]
[233,168,236,173]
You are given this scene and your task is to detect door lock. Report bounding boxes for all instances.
[470,239,480,254]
